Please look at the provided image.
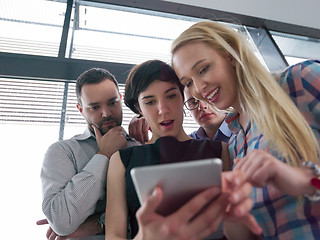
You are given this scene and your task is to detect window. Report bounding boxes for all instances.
[271,31,320,65]
[0,0,66,56]
[67,1,200,64]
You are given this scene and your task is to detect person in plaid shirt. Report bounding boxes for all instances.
[171,20,320,239]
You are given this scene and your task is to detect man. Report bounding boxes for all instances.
[38,68,140,240]
[184,87,231,142]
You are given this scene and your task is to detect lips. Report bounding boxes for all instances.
[204,87,219,102]
[200,113,212,120]
[102,120,115,127]
[160,120,173,126]
[160,120,174,129]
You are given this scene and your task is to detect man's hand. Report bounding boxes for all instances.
[93,125,127,158]
[128,115,149,144]
[36,214,103,240]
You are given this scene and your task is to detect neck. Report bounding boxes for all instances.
[148,129,191,144]
[203,122,222,140]
[232,100,249,130]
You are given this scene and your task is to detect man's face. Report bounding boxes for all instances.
[77,79,123,135]
[184,87,225,129]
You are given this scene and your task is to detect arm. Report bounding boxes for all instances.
[41,127,127,236]
[41,142,108,236]
[234,149,318,197]
[37,214,103,240]
[105,151,128,240]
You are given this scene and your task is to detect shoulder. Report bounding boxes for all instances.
[119,144,153,168]
[278,60,320,88]
[47,139,75,152]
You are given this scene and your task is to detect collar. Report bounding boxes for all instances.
[219,120,232,137]
[196,127,209,139]
[73,128,95,141]
[73,127,135,143]
[225,112,241,134]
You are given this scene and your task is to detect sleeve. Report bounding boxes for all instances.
[279,60,320,143]
[119,147,133,168]
[41,141,109,236]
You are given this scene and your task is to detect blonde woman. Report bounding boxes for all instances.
[171,21,320,239]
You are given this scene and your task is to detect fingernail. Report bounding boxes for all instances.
[152,188,158,198]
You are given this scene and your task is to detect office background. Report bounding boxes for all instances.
[0,0,319,239]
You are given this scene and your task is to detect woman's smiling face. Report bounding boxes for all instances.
[137,80,185,141]
[172,41,240,112]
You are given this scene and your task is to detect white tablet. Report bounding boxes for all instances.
[130,158,222,216]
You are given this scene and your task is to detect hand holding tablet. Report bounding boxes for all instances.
[130,158,222,216]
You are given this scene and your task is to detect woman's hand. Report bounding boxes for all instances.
[234,149,317,196]
[222,170,262,235]
[134,170,262,240]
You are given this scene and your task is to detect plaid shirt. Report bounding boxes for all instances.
[226,60,320,239]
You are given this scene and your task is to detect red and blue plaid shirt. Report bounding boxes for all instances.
[226,60,320,239]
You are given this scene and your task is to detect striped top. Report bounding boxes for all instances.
[226,60,320,239]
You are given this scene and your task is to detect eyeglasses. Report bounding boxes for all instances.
[184,98,200,110]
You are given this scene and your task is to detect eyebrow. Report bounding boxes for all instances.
[179,59,207,82]
[141,87,178,100]
[87,96,119,106]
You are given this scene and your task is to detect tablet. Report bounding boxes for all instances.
[130,158,222,216]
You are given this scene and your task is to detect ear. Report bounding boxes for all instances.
[119,93,122,99]
[76,103,84,116]
[226,53,236,67]
[135,104,143,116]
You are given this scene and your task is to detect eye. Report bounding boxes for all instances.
[167,93,177,99]
[108,98,120,106]
[145,100,156,105]
[89,105,99,111]
[185,80,193,88]
[199,65,209,75]
[109,100,116,106]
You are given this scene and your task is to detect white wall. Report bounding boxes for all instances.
[164,0,320,30]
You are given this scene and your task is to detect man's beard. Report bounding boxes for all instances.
[88,116,121,136]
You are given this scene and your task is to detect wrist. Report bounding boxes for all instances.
[302,161,320,201]
[97,151,111,159]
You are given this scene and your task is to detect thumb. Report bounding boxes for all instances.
[36,219,49,225]
[136,187,163,223]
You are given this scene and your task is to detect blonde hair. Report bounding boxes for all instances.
[171,21,319,166]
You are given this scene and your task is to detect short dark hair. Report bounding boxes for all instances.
[124,60,184,115]
[76,68,119,104]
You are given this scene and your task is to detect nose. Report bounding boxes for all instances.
[158,99,170,115]
[101,106,111,118]
[192,77,207,96]
[198,101,207,111]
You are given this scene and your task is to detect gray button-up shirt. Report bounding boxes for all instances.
[41,128,139,239]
